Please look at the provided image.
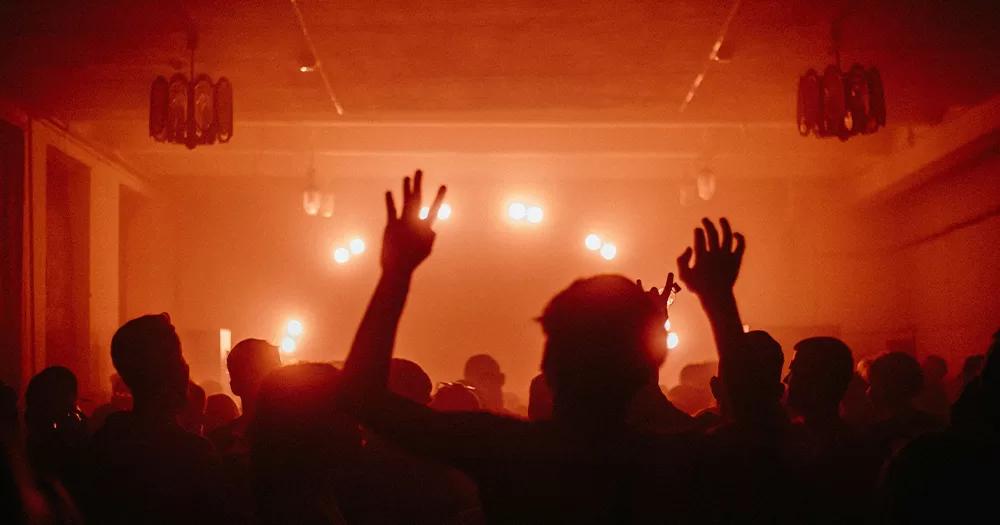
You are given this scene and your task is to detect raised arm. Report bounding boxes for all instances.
[676,218,746,362]
[339,170,446,404]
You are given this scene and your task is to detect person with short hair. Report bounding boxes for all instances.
[83,313,229,525]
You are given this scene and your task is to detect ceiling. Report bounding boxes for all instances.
[2,0,998,180]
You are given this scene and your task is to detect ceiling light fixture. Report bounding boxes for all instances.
[149,29,233,150]
[797,15,885,140]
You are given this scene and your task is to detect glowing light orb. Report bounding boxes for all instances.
[508,202,527,221]
[286,320,303,337]
[585,234,602,250]
[419,206,430,220]
[526,206,544,223]
[437,203,452,220]
[667,332,679,349]
[333,248,350,264]
[600,243,617,260]
[664,319,671,331]
[349,239,366,254]
[280,336,297,353]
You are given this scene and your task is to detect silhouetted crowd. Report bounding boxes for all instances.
[2,172,998,524]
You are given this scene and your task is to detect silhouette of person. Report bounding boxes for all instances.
[666,362,717,416]
[88,374,132,434]
[785,337,854,431]
[251,363,359,525]
[840,370,876,425]
[884,329,1000,524]
[783,337,883,524]
[179,381,207,435]
[338,173,707,523]
[364,358,482,525]
[949,354,985,401]
[204,394,239,435]
[461,355,506,413]
[389,358,433,404]
[201,380,224,397]
[914,355,950,419]
[527,373,552,421]
[83,313,229,525]
[431,383,482,412]
[208,338,282,456]
[867,352,946,454]
[3,377,83,525]
[24,366,88,501]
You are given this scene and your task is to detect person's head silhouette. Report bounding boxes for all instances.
[462,354,506,412]
[785,337,854,424]
[24,366,80,429]
[251,363,360,523]
[111,313,188,415]
[204,393,239,434]
[921,355,948,386]
[538,275,666,423]
[867,352,924,418]
[429,383,481,412]
[227,338,282,417]
[711,331,784,423]
[960,354,986,388]
[179,381,207,435]
[389,358,433,405]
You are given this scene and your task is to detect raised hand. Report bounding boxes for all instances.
[637,273,682,317]
[676,218,745,296]
[381,170,447,275]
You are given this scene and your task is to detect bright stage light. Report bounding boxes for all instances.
[333,247,350,264]
[667,332,679,349]
[585,234,602,250]
[600,243,617,260]
[664,319,671,331]
[526,206,543,223]
[419,206,430,220]
[280,336,297,353]
[349,239,366,254]
[508,202,527,221]
[437,203,451,220]
[286,320,303,337]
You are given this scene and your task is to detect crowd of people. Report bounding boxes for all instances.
[1,171,997,524]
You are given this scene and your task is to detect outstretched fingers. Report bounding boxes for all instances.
[677,247,694,284]
[733,232,746,264]
[385,191,398,223]
[720,217,733,253]
[702,218,720,251]
[425,185,447,227]
[694,227,707,259]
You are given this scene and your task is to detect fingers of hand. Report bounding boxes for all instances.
[385,191,398,222]
[694,228,707,260]
[702,218,720,252]
[413,170,424,203]
[733,232,746,262]
[426,185,447,226]
[720,218,733,252]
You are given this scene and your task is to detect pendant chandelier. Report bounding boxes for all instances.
[796,16,885,141]
[149,31,233,150]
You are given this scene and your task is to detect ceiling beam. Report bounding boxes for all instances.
[853,93,1000,201]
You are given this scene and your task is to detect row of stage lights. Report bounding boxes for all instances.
[331,199,618,262]
[322,197,687,348]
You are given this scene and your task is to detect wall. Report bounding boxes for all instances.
[162,172,866,395]
[873,152,1000,372]
[25,120,151,402]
